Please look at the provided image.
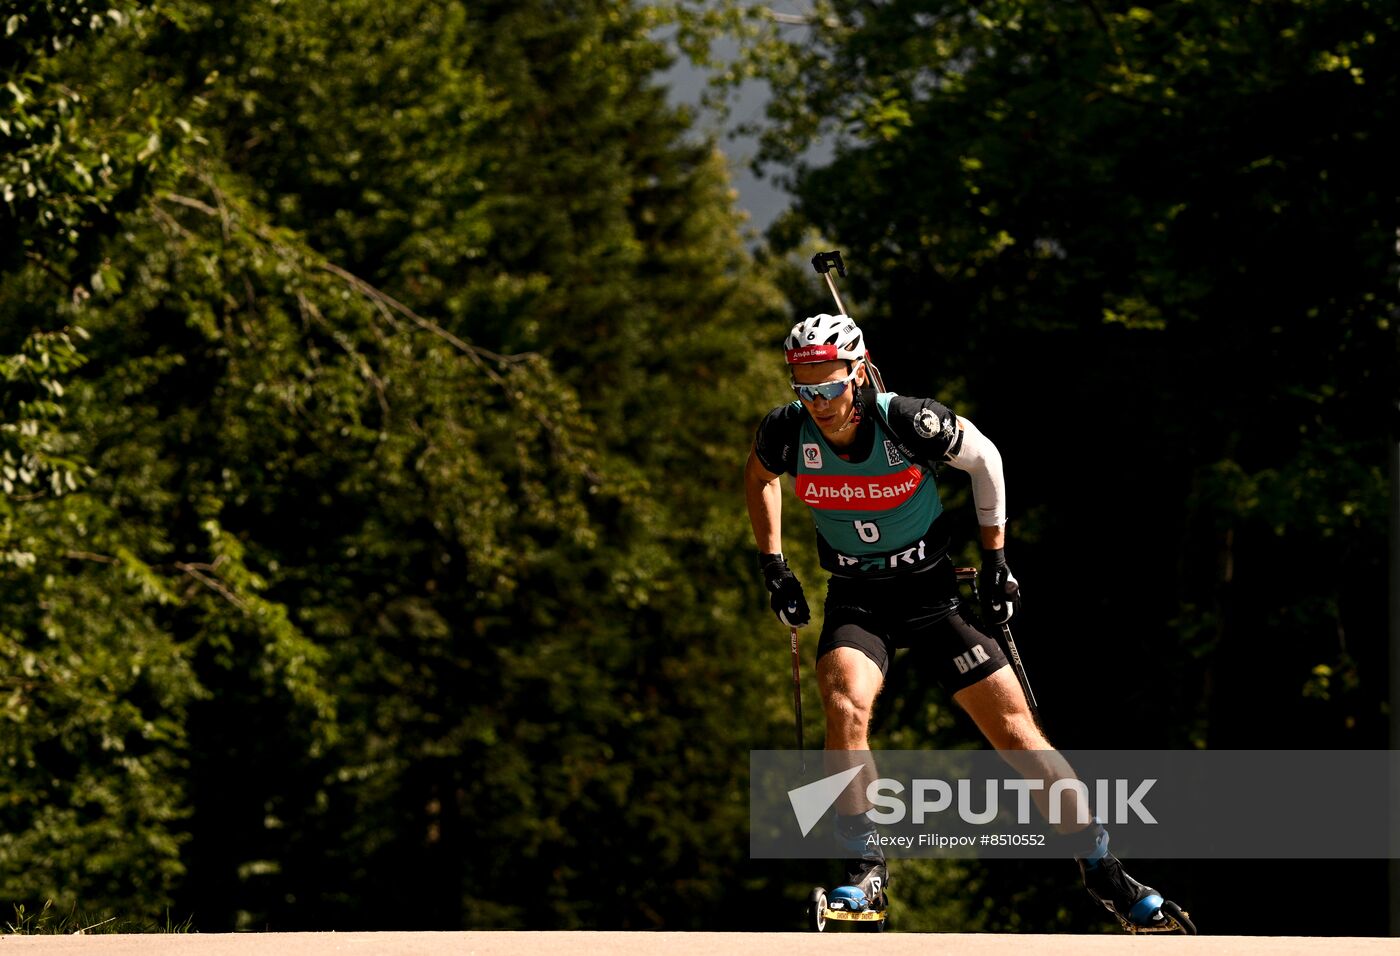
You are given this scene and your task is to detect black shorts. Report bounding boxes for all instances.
[815,559,1008,693]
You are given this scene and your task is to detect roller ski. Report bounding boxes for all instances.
[1078,830,1195,935]
[806,858,890,932]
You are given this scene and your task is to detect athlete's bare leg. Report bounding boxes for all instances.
[953,663,1092,833]
[817,646,883,816]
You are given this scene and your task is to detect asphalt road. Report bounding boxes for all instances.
[1,934,1398,955]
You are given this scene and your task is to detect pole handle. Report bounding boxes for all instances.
[810,250,846,277]
[812,250,849,315]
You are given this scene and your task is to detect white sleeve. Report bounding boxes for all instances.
[943,415,1006,527]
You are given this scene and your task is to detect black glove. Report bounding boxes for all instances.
[979,548,1020,625]
[759,552,810,627]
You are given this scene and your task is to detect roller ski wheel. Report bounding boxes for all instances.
[806,887,828,932]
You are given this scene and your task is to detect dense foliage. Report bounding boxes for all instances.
[1,0,818,931]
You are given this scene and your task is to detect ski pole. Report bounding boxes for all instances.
[811,250,848,315]
[811,250,889,391]
[790,625,805,770]
[998,621,1039,714]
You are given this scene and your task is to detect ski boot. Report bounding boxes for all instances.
[807,857,890,932]
[1077,823,1195,934]
[805,815,890,932]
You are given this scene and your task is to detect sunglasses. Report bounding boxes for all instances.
[791,366,860,403]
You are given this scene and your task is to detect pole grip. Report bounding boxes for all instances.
[810,250,846,277]
[812,250,849,315]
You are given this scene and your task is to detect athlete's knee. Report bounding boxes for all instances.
[823,688,873,744]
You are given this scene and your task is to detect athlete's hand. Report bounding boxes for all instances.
[979,548,1020,625]
[759,553,810,627]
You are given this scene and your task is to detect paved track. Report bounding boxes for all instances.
[1,934,1397,955]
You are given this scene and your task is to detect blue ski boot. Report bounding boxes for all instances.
[804,812,892,933]
[833,812,889,931]
[1077,822,1195,934]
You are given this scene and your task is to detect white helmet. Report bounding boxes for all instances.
[784,313,866,365]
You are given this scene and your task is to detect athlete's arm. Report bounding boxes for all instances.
[977,523,1005,551]
[944,415,1007,546]
[745,446,783,553]
[946,416,1019,621]
[746,441,811,627]
[747,404,801,552]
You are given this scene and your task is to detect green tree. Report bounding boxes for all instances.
[5,0,812,931]
[147,0,807,929]
[0,1,205,917]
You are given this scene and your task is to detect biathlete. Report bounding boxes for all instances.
[744,312,1191,933]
